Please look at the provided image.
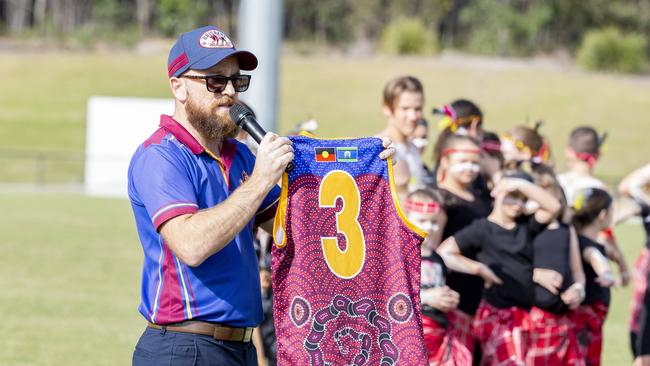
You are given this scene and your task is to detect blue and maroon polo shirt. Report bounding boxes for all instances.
[128,114,279,327]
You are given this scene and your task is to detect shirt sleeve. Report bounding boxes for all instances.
[453,220,483,254]
[130,146,199,231]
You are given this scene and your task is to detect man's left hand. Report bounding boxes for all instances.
[379,137,396,161]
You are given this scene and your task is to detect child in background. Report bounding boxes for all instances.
[617,163,650,357]
[557,126,629,288]
[479,131,504,190]
[500,121,550,172]
[571,188,616,366]
[431,99,488,197]
[434,134,492,358]
[527,165,586,366]
[405,188,471,365]
[438,172,561,366]
[410,118,436,186]
[557,126,608,203]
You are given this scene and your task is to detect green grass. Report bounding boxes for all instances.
[0,193,141,366]
[0,191,644,365]
[1,53,650,184]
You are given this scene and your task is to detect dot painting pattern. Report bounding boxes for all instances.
[290,296,311,328]
[271,136,428,366]
[387,293,414,324]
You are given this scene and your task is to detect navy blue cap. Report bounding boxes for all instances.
[167,26,258,78]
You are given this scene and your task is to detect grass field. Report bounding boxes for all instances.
[1,51,650,364]
[0,191,644,365]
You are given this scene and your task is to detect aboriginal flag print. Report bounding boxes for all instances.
[272,133,429,366]
[315,147,337,162]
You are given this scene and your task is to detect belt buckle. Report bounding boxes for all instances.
[243,327,253,342]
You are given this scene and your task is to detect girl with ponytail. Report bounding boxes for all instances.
[500,121,551,172]
[571,187,616,366]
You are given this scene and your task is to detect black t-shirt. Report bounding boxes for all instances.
[639,201,650,248]
[454,216,547,309]
[421,251,449,327]
[532,223,574,314]
[636,270,650,356]
[579,235,611,307]
[438,188,492,315]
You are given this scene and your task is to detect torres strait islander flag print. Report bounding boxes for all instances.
[272,133,429,366]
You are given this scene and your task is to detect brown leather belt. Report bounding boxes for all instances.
[148,321,253,342]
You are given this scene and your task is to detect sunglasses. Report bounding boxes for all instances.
[182,74,251,93]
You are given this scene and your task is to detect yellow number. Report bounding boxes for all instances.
[318,170,366,279]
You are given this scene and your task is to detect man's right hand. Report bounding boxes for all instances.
[252,133,294,191]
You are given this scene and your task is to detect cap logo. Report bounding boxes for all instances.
[199,30,233,49]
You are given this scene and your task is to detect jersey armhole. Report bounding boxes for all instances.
[386,157,428,239]
[273,171,289,248]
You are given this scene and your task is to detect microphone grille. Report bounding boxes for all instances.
[229,103,253,127]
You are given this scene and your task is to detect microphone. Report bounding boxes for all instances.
[229,103,294,172]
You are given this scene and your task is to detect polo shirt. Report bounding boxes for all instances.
[128,114,280,326]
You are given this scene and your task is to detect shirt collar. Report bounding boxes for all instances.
[159,114,238,174]
[160,114,205,155]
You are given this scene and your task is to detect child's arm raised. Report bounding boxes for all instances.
[493,178,561,224]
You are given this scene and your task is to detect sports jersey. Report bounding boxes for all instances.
[272,133,428,365]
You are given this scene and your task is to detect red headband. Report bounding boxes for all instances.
[571,149,600,167]
[404,199,440,214]
[442,148,482,157]
[480,141,501,152]
[531,142,550,164]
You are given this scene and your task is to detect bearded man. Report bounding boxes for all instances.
[128,25,294,365]
[128,26,394,366]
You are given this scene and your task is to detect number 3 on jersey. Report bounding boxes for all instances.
[318,170,366,279]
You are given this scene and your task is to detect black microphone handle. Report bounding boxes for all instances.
[241,119,294,173]
[242,119,267,144]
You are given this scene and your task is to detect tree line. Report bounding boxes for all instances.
[2,0,649,58]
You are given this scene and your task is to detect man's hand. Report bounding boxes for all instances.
[379,137,396,161]
[252,133,294,191]
[421,286,460,312]
[533,268,564,295]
